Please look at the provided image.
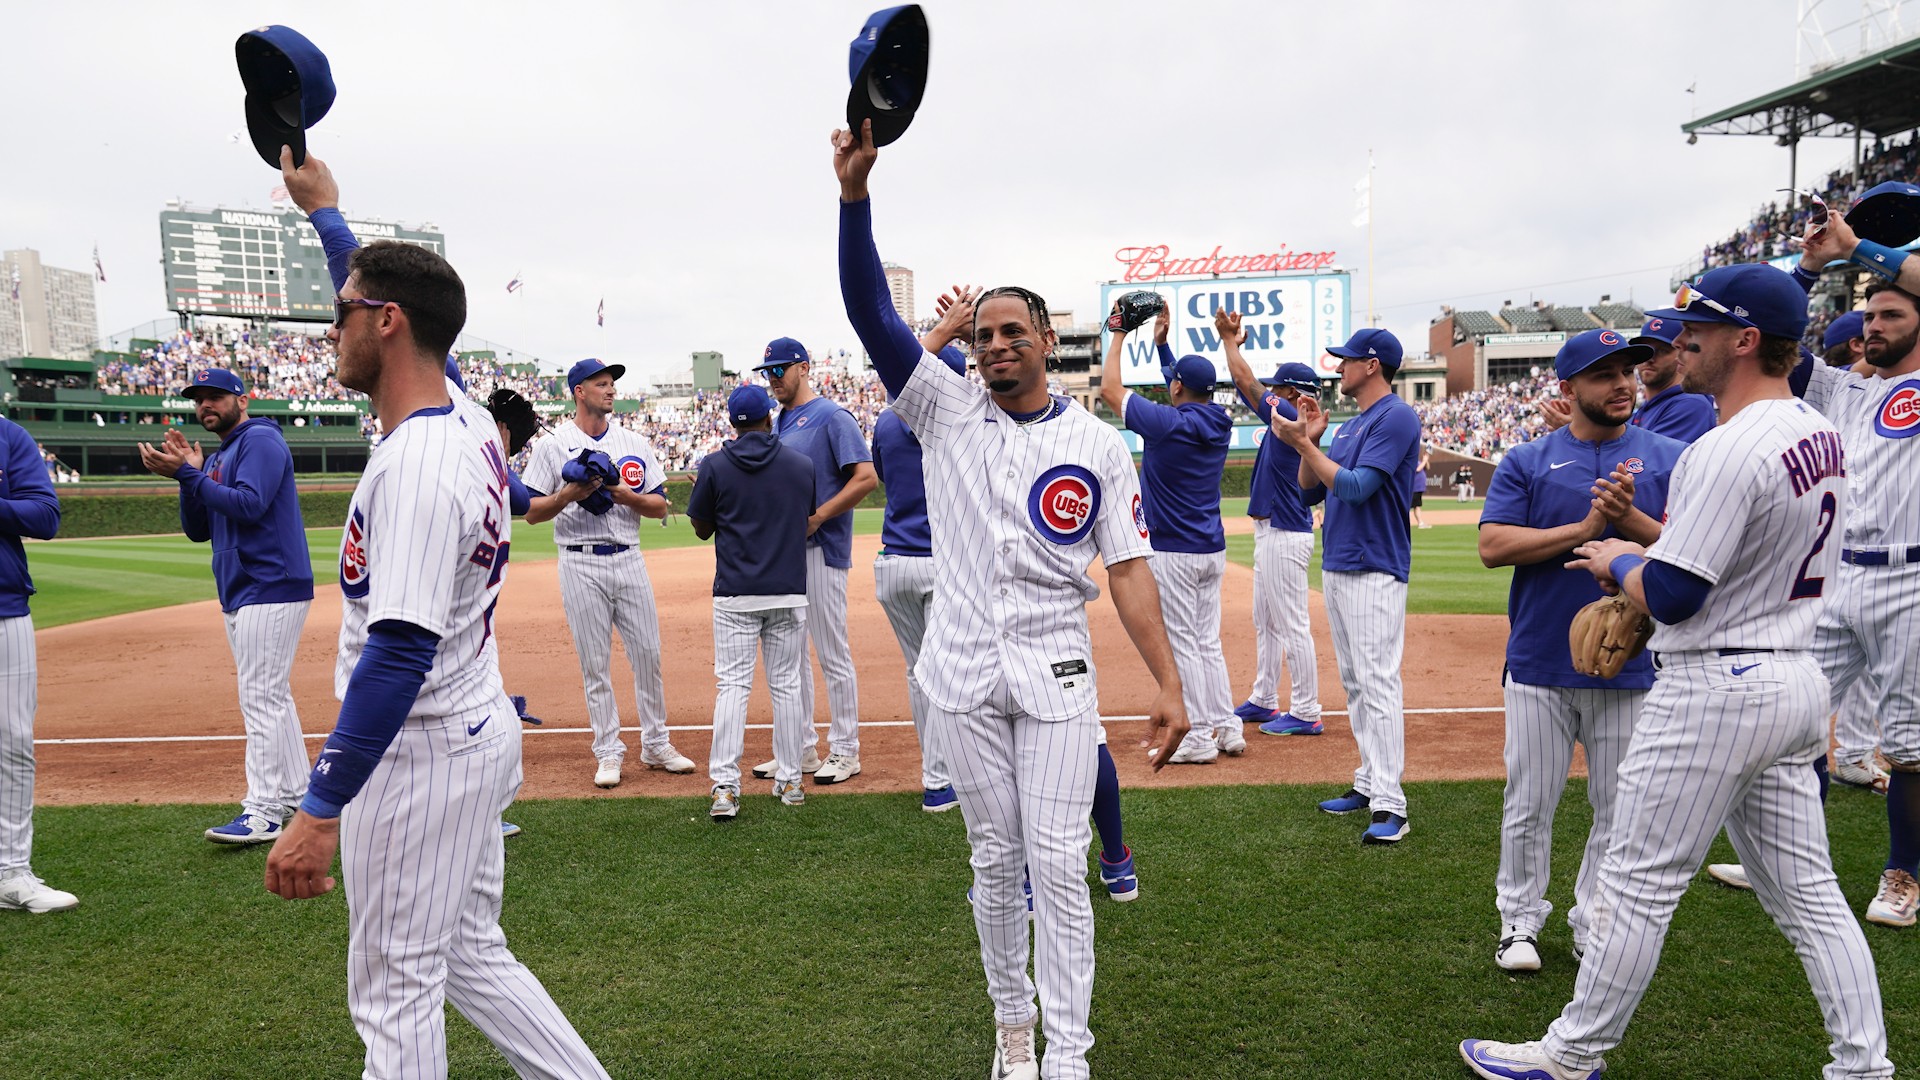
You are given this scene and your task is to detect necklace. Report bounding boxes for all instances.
[1011,398,1061,426]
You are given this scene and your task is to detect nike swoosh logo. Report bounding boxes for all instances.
[1549,460,1576,470]
[468,716,491,736]
[1731,663,1761,675]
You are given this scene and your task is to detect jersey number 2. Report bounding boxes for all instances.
[1790,492,1837,601]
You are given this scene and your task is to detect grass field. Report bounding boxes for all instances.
[0,781,1909,1078]
[28,500,1515,627]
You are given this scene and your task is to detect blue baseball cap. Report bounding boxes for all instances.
[728,384,772,425]
[1658,263,1810,340]
[1848,181,1920,247]
[1823,310,1866,350]
[1261,362,1320,391]
[756,337,810,371]
[1554,328,1651,380]
[184,367,247,399]
[1167,354,1216,392]
[235,25,335,169]
[566,357,626,393]
[847,5,929,148]
[937,344,968,374]
[1326,327,1403,370]
[1630,315,1682,348]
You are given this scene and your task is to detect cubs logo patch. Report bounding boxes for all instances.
[1132,493,1148,538]
[1598,330,1621,346]
[1622,457,1645,474]
[1646,318,1663,334]
[1874,380,1920,439]
[615,455,647,487]
[1027,465,1101,545]
[339,508,370,599]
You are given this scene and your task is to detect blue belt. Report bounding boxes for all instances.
[565,543,630,556]
[1840,545,1920,566]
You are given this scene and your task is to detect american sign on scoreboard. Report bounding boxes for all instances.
[1099,242,1352,387]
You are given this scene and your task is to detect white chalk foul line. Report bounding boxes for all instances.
[32,706,1504,747]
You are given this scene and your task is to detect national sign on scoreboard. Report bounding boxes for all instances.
[1099,240,1351,387]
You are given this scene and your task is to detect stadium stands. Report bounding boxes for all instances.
[1498,305,1551,332]
[1545,305,1597,332]
[1588,302,1646,328]
[1413,369,1559,461]
[1451,309,1505,337]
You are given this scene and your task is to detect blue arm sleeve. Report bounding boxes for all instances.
[178,482,211,543]
[1156,342,1177,382]
[1331,465,1389,505]
[838,198,928,398]
[506,470,530,517]
[308,208,360,293]
[299,619,440,818]
[0,429,60,540]
[1791,264,1820,294]
[1628,556,1713,624]
[175,434,281,524]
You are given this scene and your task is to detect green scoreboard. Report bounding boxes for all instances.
[159,205,445,321]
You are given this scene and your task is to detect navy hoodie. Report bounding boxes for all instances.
[686,430,816,597]
[0,417,60,617]
[175,416,315,612]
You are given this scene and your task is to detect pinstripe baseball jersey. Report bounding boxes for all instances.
[1644,398,1846,653]
[892,355,1151,721]
[1804,362,1920,548]
[335,402,514,718]
[521,419,667,547]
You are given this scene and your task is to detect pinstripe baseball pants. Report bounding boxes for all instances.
[224,600,311,822]
[1321,570,1408,816]
[342,698,610,1080]
[873,553,949,789]
[1542,651,1890,1078]
[1833,676,1881,767]
[1812,563,1920,765]
[0,615,36,874]
[1150,549,1236,748]
[1247,522,1320,721]
[557,549,671,765]
[940,676,1099,1080]
[1496,680,1644,948]
[801,546,861,758]
[708,603,810,789]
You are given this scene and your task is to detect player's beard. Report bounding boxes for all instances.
[1576,394,1632,427]
[1865,324,1918,369]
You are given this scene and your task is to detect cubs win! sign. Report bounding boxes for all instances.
[1100,271,1353,387]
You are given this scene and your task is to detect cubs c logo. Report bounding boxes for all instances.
[1027,465,1101,545]
[1132,493,1148,538]
[1598,330,1621,346]
[1622,457,1645,474]
[1646,318,1663,333]
[200,369,214,382]
[1874,380,1920,439]
[339,508,370,599]
[1264,393,1281,409]
[615,455,647,487]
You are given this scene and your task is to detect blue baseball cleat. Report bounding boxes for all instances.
[204,813,282,845]
[1318,789,1370,815]
[1233,700,1278,722]
[1260,712,1324,737]
[921,786,959,813]
[1459,1038,1602,1079]
[1099,847,1139,902]
[1362,811,1409,844]
[501,821,522,838]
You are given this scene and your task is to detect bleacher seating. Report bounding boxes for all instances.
[1498,306,1551,332]
[1546,306,1597,332]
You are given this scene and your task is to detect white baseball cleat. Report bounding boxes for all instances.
[1866,868,1918,928]
[641,744,696,774]
[991,1020,1040,1080]
[1215,722,1248,757]
[1459,1039,1601,1080]
[593,757,623,789]
[0,870,78,914]
[1706,863,1753,891]
[1166,734,1219,765]
[813,754,861,784]
[1833,756,1891,795]
[752,747,821,779]
[1494,924,1542,972]
[710,786,740,820]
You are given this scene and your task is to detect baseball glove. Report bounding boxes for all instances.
[486,389,543,456]
[1106,290,1166,333]
[1569,595,1655,679]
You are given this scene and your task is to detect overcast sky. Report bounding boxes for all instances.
[1,0,1894,385]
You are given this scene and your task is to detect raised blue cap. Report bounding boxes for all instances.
[235,25,335,169]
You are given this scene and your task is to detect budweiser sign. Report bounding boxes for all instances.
[1115,244,1339,282]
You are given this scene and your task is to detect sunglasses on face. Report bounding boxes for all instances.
[760,363,798,381]
[1671,283,1756,330]
[333,297,408,328]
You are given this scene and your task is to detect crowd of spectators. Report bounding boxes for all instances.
[606,367,893,473]
[34,443,79,484]
[1411,368,1560,462]
[1692,134,1920,275]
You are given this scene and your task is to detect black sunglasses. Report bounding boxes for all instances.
[333,297,410,328]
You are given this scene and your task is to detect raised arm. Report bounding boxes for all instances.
[1213,309,1266,411]
[281,149,356,291]
[834,121,925,397]
[1098,311,1132,417]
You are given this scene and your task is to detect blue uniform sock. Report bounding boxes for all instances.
[1887,770,1920,876]
[1815,753,1830,805]
[1092,742,1124,862]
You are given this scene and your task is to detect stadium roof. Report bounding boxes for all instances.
[1683,36,1920,140]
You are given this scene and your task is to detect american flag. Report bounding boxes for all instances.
[506,273,524,294]
[93,243,106,283]
[597,298,605,327]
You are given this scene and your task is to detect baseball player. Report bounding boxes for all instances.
[138,367,314,845]
[1626,315,1717,443]
[1269,327,1421,844]
[0,414,71,914]
[747,338,877,786]
[261,224,609,1079]
[1454,463,1475,502]
[1476,329,1684,972]
[1788,210,1920,928]
[1461,262,1890,1080]
[1215,311,1322,737]
[1099,302,1235,763]
[872,320,970,811]
[688,384,817,819]
[836,120,1189,1080]
[1824,309,1870,374]
[523,357,694,788]
[1411,445,1431,529]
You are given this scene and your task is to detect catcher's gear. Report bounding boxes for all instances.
[1106,290,1165,333]
[1569,594,1654,679]
[485,389,544,456]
